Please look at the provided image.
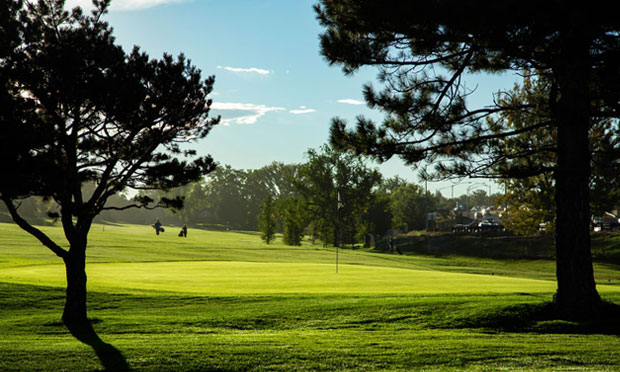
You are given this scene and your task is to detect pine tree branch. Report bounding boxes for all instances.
[397,120,552,153]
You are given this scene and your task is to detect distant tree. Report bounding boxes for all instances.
[262,162,300,200]
[316,0,620,318]
[280,197,306,246]
[590,127,620,216]
[156,181,212,225]
[487,75,556,235]
[499,174,555,236]
[258,195,277,244]
[432,190,453,212]
[0,0,218,331]
[0,196,56,225]
[365,189,392,237]
[79,182,133,224]
[245,162,300,230]
[243,170,272,230]
[178,181,210,224]
[380,176,408,195]
[195,162,300,231]
[293,145,381,247]
[390,183,427,231]
[493,74,620,234]
[294,148,337,245]
[466,190,493,209]
[204,166,248,229]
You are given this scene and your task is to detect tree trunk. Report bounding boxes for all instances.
[62,246,88,326]
[553,27,601,319]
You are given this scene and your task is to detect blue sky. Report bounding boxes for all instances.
[67,0,519,197]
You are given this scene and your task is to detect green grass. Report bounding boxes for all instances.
[0,261,561,295]
[1,222,620,371]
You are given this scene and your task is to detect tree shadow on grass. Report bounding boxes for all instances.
[65,319,131,372]
[455,300,620,335]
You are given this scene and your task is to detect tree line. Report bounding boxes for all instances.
[0,144,501,245]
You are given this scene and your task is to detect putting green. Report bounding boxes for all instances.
[0,261,562,295]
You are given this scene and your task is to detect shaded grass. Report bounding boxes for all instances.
[2,282,620,371]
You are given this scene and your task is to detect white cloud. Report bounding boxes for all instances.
[211,102,285,125]
[289,108,316,115]
[337,98,365,105]
[65,0,191,11]
[217,66,271,75]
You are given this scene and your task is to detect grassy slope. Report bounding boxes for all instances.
[2,222,619,287]
[1,222,620,371]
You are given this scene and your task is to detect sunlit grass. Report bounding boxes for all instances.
[2,222,620,371]
[2,222,619,290]
[0,260,563,295]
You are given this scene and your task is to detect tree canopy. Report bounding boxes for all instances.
[0,0,219,329]
[316,0,620,319]
[493,75,620,234]
[293,145,381,247]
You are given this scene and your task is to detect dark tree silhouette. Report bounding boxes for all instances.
[316,0,620,319]
[0,0,219,332]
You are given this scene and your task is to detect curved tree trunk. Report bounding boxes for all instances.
[553,27,601,319]
[62,243,131,371]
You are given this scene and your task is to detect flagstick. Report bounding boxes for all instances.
[336,190,343,274]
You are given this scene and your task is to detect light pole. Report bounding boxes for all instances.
[436,184,457,199]
[443,179,471,199]
[467,182,486,195]
[425,179,429,231]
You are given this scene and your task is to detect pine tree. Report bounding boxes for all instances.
[258,195,277,244]
[0,0,219,331]
[316,0,620,318]
[281,198,305,246]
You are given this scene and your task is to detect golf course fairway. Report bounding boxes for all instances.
[3,223,620,371]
